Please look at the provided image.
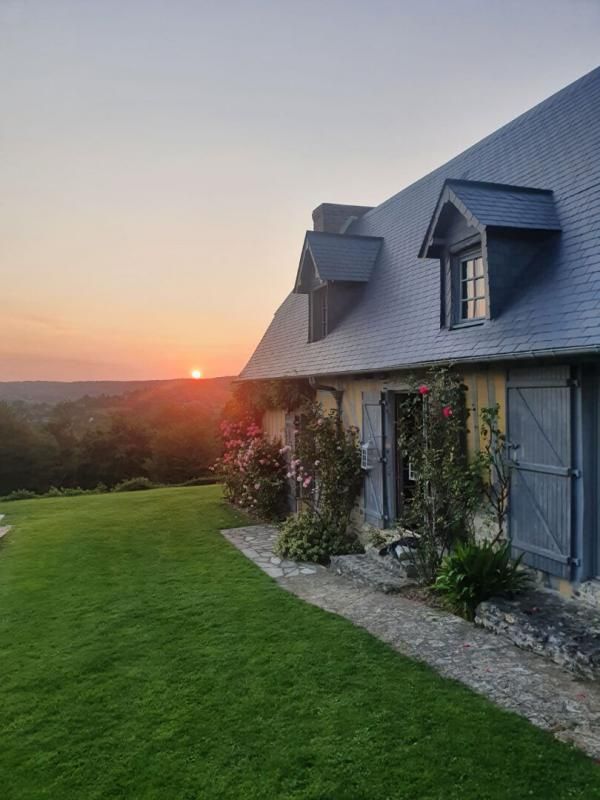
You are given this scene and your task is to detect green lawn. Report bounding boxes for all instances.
[1,486,598,799]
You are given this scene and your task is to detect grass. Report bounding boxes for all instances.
[0,486,598,799]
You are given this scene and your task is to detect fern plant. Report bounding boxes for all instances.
[434,541,530,620]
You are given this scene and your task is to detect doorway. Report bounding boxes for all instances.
[394,393,416,521]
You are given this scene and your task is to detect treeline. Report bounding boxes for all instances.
[0,379,232,497]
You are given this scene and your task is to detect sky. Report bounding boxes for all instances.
[1,0,599,381]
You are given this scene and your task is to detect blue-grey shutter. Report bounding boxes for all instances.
[507,366,574,578]
[362,392,386,527]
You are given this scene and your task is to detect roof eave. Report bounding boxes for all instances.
[238,344,600,382]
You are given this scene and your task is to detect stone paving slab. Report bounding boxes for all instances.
[221,525,600,759]
[330,554,415,593]
[221,526,320,579]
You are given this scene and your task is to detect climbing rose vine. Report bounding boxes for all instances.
[213,419,289,520]
[275,403,364,563]
[397,367,483,582]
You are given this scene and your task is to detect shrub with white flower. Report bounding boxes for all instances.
[213,419,289,520]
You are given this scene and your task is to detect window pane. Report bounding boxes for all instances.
[456,250,486,324]
[461,299,476,319]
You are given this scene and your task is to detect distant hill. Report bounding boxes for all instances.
[0,377,234,405]
[0,376,237,495]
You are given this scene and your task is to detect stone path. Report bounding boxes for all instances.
[221,524,600,759]
[0,513,11,540]
[221,526,319,579]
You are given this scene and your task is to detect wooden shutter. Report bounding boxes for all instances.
[362,392,386,527]
[507,366,574,578]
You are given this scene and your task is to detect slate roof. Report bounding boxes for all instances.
[297,231,383,288]
[241,67,600,380]
[448,180,562,230]
[420,180,562,258]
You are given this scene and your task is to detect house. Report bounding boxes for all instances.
[240,67,600,595]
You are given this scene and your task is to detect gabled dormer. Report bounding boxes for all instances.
[294,230,382,342]
[418,179,561,327]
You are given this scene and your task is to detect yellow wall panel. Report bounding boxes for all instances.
[262,409,286,442]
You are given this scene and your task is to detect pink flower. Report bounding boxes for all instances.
[442,406,453,418]
[254,482,261,490]
[303,476,312,488]
[418,385,430,396]
[314,460,320,466]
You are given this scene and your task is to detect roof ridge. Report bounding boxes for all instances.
[306,230,384,241]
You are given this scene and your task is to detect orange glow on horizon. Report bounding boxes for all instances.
[191,369,203,380]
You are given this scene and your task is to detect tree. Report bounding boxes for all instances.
[0,403,60,494]
[147,419,218,484]
[77,415,151,488]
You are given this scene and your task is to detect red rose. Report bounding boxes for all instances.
[442,406,453,418]
[418,385,430,396]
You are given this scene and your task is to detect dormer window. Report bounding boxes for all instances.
[294,230,382,343]
[456,249,486,323]
[419,179,561,327]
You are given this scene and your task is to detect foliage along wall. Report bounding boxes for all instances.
[261,366,508,532]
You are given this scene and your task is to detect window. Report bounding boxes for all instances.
[310,285,328,341]
[456,251,486,322]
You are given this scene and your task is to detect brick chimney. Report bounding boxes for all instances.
[312,203,373,234]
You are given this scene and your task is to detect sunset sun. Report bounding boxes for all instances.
[190,369,203,380]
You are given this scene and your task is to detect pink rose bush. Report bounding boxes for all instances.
[213,419,289,520]
[275,403,364,563]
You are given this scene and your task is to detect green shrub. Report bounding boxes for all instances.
[177,476,217,487]
[434,540,531,620]
[112,477,157,493]
[275,511,362,564]
[0,489,38,502]
[1,484,111,502]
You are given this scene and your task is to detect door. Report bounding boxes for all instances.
[507,366,575,579]
[362,392,387,527]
